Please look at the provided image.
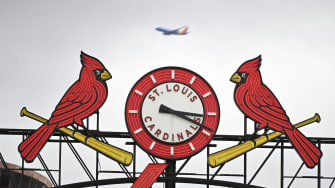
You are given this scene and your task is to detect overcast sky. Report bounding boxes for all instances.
[1,0,335,187]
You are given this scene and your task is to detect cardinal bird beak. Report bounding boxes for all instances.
[230,73,241,83]
[101,70,112,80]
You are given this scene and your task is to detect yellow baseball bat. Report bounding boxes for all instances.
[20,107,133,166]
[208,113,321,167]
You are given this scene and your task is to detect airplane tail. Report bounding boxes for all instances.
[178,26,188,34]
[19,123,57,162]
[284,128,322,168]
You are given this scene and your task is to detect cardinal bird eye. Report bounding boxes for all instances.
[241,73,247,78]
[95,70,101,75]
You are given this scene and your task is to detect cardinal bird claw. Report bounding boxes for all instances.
[74,118,84,127]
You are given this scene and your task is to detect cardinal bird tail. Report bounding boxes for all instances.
[284,128,322,168]
[18,123,57,162]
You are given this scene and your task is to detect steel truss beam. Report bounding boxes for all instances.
[1,114,335,187]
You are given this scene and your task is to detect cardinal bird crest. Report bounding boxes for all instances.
[80,51,105,70]
[237,55,261,73]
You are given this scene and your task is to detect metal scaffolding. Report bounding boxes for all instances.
[1,113,335,187]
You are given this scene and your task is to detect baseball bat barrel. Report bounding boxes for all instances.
[208,113,321,168]
[20,107,133,166]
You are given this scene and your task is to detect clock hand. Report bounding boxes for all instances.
[159,105,203,117]
[159,104,213,132]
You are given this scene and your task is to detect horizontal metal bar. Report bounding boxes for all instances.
[99,170,244,177]
[6,168,59,172]
[58,177,263,188]
[284,176,335,179]
[3,128,335,142]
[2,128,335,143]
[258,145,294,149]
[47,139,80,143]
[125,142,136,145]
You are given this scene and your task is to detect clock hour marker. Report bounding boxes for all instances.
[150,75,156,83]
[189,76,196,84]
[135,89,143,96]
[207,112,217,116]
[171,70,175,79]
[149,141,156,150]
[128,110,138,114]
[134,128,143,134]
[171,146,174,156]
[202,92,211,98]
[189,142,195,151]
[202,130,211,136]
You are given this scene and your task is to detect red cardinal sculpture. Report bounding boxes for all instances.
[19,52,111,162]
[230,55,321,168]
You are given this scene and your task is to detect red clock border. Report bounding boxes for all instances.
[125,66,220,160]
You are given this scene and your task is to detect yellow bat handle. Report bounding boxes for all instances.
[20,107,133,166]
[208,113,321,168]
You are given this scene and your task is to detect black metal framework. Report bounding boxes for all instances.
[1,113,335,187]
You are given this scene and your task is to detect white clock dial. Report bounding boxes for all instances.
[141,82,204,143]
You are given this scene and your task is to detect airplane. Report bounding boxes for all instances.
[155,26,189,35]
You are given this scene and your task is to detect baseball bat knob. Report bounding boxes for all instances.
[21,107,27,117]
[315,113,321,123]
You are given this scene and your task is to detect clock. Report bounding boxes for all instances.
[125,67,220,159]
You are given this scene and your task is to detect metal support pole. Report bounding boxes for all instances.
[254,121,258,134]
[148,154,158,164]
[37,154,58,187]
[244,115,248,185]
[287,162,304,188]
[59,135,62,185]
[96,112,99,188]
[330,177,335,187]
[176,157,190,175]
[165,160,176,188]
[118,163,132,178]
[248,142,279,185]
[63,136,96,182]
[207,145,210,188]
[133,143,136,178]
[0,153,8,171]
[244,146,247,184]
[210,164,225,181]
[280,138,284,188]
[22,135,25,176]
[318,140,321,188]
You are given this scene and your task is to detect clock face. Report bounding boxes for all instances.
[125,67,220,160]
[141,82,203,144]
